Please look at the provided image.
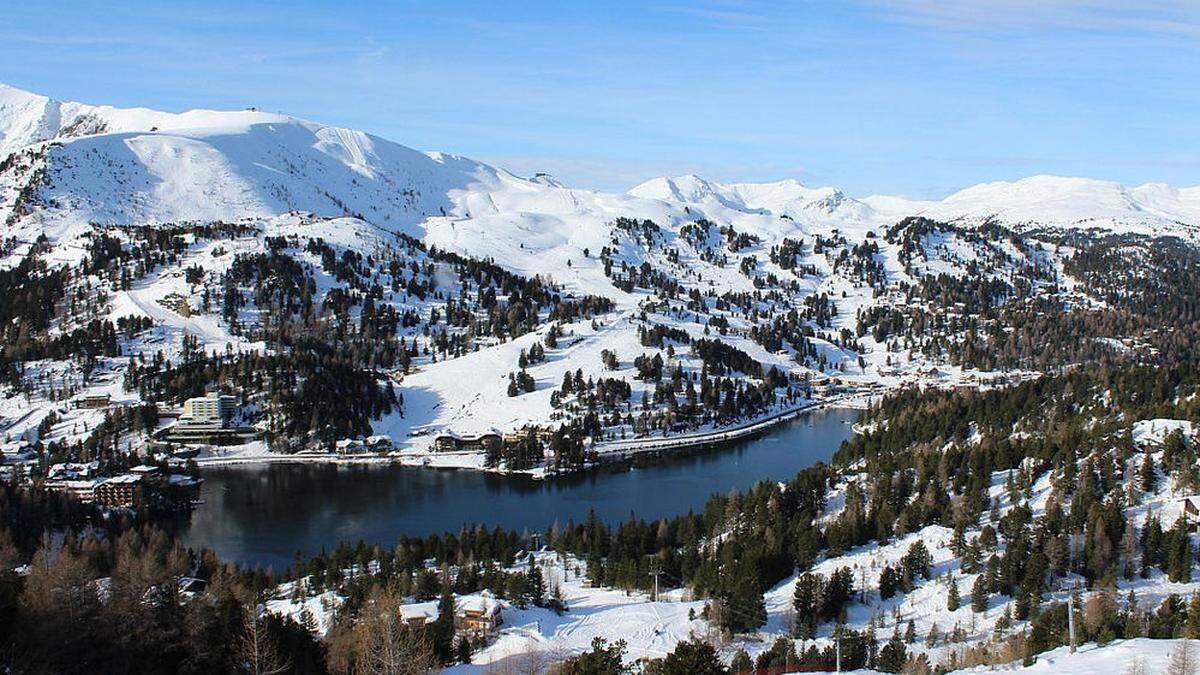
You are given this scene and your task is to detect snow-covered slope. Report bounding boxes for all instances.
[4,82,1200,271]
[0,83,534,247]
[633,173,1200,238]
[629,174,877,226]
[922,175,1200,235]
[5,82,1200,460]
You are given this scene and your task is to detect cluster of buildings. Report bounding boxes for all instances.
[432,426,556,453]
[331,435,394,455]
[43,461,202,509]
[399,590,504,636]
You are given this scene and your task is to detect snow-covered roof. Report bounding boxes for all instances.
[458,591,502,617]
[398,600,439,624]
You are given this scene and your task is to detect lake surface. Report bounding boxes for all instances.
[180,407,860,570]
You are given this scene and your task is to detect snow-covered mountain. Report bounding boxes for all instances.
[917,174,1200,234]
[4,81,1200,461]
[632,173,1200,238]
[3,81,1199,261]
[0,82,531,244]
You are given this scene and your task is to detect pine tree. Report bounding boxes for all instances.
[879,565,897,600]
[456,635,472,664]
[1141,450,1158,493]
[662,636,727,675]
[792,572,821,639]
[432,585,457,664]
[526,564,545,606]
[947,576,961,612]
[925,622,941,648]
[876,629,907,673]
[1168,516,1194,583]
[971,575,989,613]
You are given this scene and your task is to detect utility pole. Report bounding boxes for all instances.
[648,558,662,602]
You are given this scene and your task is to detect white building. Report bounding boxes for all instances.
[180,392,237,427]
[163,392,253,444]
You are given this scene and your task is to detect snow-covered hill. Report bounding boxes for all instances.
[3,82,1199,271]
[0,82,532,248]
[632,173,1200,239]
[3,81,1200,467]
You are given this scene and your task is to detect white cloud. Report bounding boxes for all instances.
[861,0,1200,38]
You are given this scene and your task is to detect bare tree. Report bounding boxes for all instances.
[240,603,291,675]
[353,585,437,675]
[1169,639,1198,675]
[1123,656,1146,675]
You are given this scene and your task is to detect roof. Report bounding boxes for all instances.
[458,591,503,616]
[398,600,439,624]
[397,591,504,623]
[61,479,103,489]
[103,474,143,485]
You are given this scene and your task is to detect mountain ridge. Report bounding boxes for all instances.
[2,81,1199,250]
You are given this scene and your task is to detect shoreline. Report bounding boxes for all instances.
[192,391,873,475]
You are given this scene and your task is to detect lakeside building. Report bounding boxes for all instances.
[47,464,202,510]
[46,478,103,503]
[96,474,144,508]
[160,392,256,444]
[181,392,237,427]
[433,431,503,453]
[333,436,393,455]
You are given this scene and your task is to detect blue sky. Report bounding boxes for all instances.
[2,1,1198,197]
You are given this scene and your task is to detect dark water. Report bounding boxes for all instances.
[180,407,860,570]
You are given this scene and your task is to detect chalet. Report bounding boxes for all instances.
[398,602,439,629]
[0,443,36,464]
[335,436,395,455]
[433,432,503,453]
[75,393,112,410]
[1182,497,1200,531]
[45,462,104,502]
[365,435,393,451]
[455,591,503,635]
[47,462,99,481]
[397,592,504,636]
[130,465,161,479]
[334,439,366,455]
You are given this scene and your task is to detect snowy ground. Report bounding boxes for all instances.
[961,638,1187,673]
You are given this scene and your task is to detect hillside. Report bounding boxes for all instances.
[2,82,1200,473]
[6,83,1200,674]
